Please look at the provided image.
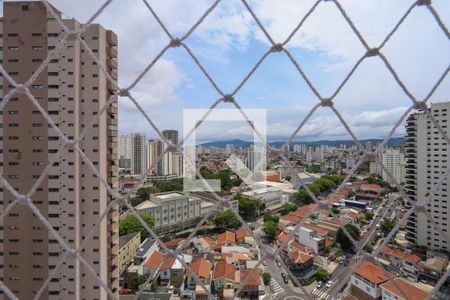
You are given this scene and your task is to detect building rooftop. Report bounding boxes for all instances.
[355,261,395,285]
[381,278,428,300]
[135,200,159,210]
[119,232,140,248]
[189,259,211,279]
[135,238,157,258]
[240,269,260,286]
[145,251,165,270]
[214,261,236,281]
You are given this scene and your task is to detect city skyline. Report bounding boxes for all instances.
[2,0,447,141]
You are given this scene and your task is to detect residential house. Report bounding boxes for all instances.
[214,231,236,250]
[379,246,421,280]
[380,278,427,300]
[143,251,165,276]
[418,255,449,284]
[293,226,325,254]
[134,238,158,265]
[187,259,212,299]
[287,251,314,272]
[213,261,237,295]
[235,226,252,245]
[239,269,263,298]
[119,232,141,274]
[350,261,396,300]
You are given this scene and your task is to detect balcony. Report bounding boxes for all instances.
[107,30,118,46]
[107,57,117,70]
[107,46,117,58]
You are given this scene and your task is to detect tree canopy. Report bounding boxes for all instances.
[213,209,241,229]
[238,197,263,221]
[130,186,160,207]
[119,213,155,239]
[280,203,298,215]
[336,223,360,253]
[294,174,346,206]
[263,220,280,242]
[199,166,241,192]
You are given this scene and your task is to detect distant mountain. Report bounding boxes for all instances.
[200,139,253,148]
[200,137,405,149]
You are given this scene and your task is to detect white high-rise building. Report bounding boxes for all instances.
[381,148,405,184]
[225,144,235,155]
[405,102,450,251]
[119,133,147,174]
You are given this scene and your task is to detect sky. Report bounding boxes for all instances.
[2,0,450,143]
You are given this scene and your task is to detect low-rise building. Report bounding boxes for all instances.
[380,278,427,300]
[292,226,325,254]
[187,259,212,294]
[119,232,141,274]
[379,246,421,280]
[418,255,449,284]
[134,238,159,265]
[350,261,395,300]
[213,261,237,294]
[135,192,202,234]
[239,269,263,298]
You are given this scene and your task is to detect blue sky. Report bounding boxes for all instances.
[2,0,450,142]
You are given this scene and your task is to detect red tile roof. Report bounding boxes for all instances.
[289,241,314,255]
[290,251,313,264]
[203,236,215,246]
[235,226,251,241]
[277,232,290,244]
[189,259,211,279]
[217,231,236,245]
[381,278,428,300]
[214,261,236,281]
[145,251,165,270]
[240,269,260,286]
[382,246,421,264]
[355,261,395,285]
[164,238,185,248]
[361,184,382,193]
[290,205,314,220]
[305,224,329,237]
[280,214,301,225]
[160,257,176,270]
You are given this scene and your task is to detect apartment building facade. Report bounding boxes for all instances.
[405,102,450,251]
[0,2,119,299]
[135,192,202,234]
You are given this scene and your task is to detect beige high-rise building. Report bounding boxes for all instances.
[0,2,119,299]
[405,102,450,251]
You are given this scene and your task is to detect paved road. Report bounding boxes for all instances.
[323,194,399,299]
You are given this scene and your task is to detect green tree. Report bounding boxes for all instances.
[380,218,396,236]
[155,178,183,192]
[263,272,271,285]
[239,197,263,221]
[280,203,297,215]
[130,274,146,291]
[330,208,340,215]
[119,213,155,239]
[263,211,279,223]
[336,224,360,253]
[365,211,374,221]
[263,221,280,242]
[316,268,328,281]
[364,244,374,253]
[294,189,313,206]
[213,209,241,229]
[130,186,160,207]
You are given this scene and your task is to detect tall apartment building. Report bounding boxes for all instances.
[405,102,450,251]
[118,133,147,174]
[0,2,119,299]
[155,130,182,177]
[381,148,405,185]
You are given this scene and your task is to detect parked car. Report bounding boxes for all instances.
[326,280,333,288]
[316,281,323,289]
[281,273,289,284]
[276,261,281,268]
[119,289,133,295]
